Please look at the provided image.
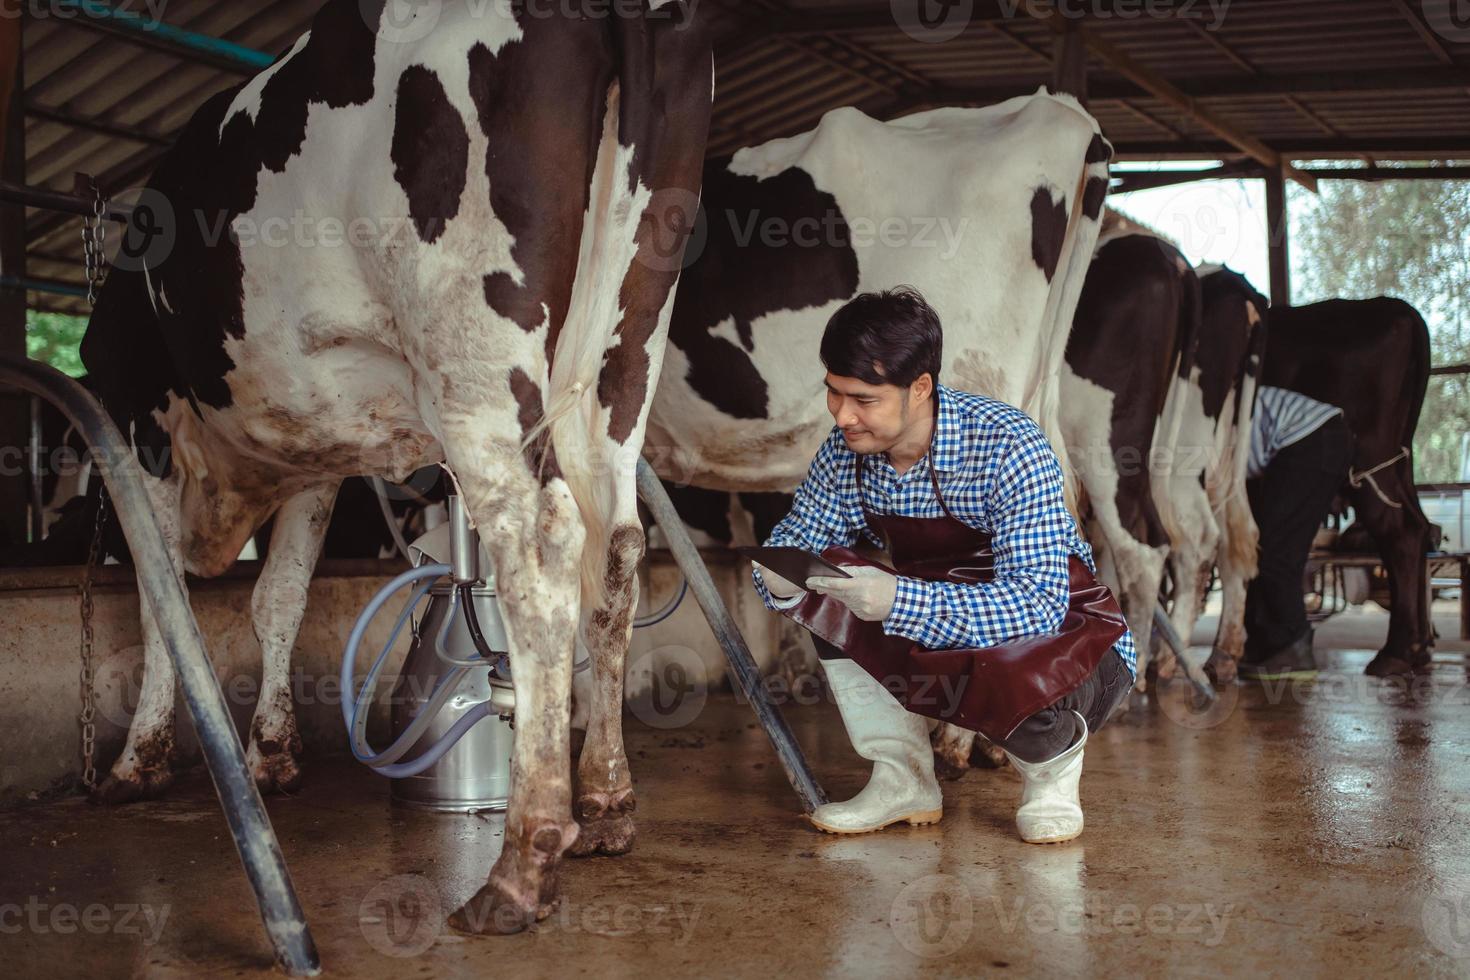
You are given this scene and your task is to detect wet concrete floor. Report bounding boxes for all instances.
[4,601,1469,978]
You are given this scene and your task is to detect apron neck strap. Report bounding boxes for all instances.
[852,390,958,522]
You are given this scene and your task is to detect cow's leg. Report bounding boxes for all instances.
[245,483,337,793]
[569,510,643,857]
[1157,483,1219,684]
[1205,487,1257,685]
[95,471,185,804]
[447,437,583,935]
[1358,469,1436,675]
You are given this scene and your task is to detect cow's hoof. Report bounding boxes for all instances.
[247,739,303,795]
[569,790,636,857]
[1204,647,1239,686]
[91,735,177,805]
[450,821,572,934]
[968,736,1008,769]
[91,766,175,805]
[1364,652,1432,678]
[448,880,550,936]
[932,749,969,781]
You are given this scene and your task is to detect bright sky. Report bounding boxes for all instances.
[1108,162,1273,299]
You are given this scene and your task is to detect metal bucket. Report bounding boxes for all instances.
[388,581,515,813]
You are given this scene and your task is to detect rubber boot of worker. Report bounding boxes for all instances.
[1004,710,1088,844]
[808,658,943,834]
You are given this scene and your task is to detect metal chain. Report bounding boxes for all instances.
[78,489,108,791]
[81,178,108,307]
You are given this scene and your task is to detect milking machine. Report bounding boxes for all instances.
[341,493,687,812]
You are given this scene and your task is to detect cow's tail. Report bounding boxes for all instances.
[1158,260,1201,475]
[525,80,637,612]
[536,8,712,610]
[1212,287,1267,579]
[1028,95,1111,518]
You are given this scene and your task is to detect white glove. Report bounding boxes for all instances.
[806,565,899,622]
[753,562,805,600]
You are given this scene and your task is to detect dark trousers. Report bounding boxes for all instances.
[1244,415,1356,660]
[810,635,1134,764]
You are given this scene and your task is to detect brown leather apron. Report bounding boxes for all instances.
[784,438,1128,743]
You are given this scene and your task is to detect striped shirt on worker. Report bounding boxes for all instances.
[1248,385,1345,479]
[751,383,1138,677]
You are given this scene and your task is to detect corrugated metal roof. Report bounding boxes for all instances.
[12,0,1470,315]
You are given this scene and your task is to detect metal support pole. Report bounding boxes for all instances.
[1153,602,1219,700]
[1,25,29,545]
[0,355,321,977]
[1052,18,1088,104]
[636,459,827,813]
[1265,162,1291,307]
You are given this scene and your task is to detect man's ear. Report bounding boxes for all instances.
[912,372,934,402]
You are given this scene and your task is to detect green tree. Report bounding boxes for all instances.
[1289,169,1470,483]
[25,310,88,378]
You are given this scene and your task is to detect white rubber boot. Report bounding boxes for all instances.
[809,658,943,834]
[1004,710,1088,844]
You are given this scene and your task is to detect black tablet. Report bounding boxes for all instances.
[735,546,853,584]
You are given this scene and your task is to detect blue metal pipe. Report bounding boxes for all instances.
[1,274,89,299]
[54,0,274,74]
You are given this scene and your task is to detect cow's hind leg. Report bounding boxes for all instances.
[447,435,582,935]
[932,723,977,780]
[1359,468,1436,676]
[246,482,337,793]
[95,471,185,803]
[569,516,642,857]
[1205,487,1257,685]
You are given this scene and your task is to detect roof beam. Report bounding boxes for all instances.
[1111,137,1470,159]
[1387,0,1455,65]
[25,100,171,146]
[1038,15,1316,191]
[879,65,1470,113]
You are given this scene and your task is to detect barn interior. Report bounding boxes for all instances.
[3,1,1470,976]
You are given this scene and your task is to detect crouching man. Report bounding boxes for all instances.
[751,287,1136,844]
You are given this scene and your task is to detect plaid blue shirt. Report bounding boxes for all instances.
[752,383,1137,676]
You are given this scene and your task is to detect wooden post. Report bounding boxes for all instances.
[1265,161,1291,308]
[0,11,27,545]
[1052,18,1088,104]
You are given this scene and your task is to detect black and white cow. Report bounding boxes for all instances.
[79,0,712,932]
[1261,297,1437,677]
[644,91,1112,774]
[1060,211,1200,687]
[1154,265,1269,684]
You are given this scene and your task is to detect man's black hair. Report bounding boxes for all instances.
[819,285,942,389]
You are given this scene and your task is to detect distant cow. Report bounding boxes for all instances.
[1060,215,1199,686]
[79,0,712,933]
[645,91,1112,775]
[1261,297,1436,676]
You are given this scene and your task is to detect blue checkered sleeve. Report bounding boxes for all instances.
[882,423,1085,654]
[751,433,860,611]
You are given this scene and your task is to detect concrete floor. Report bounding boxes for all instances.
[4,601,1470,978]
